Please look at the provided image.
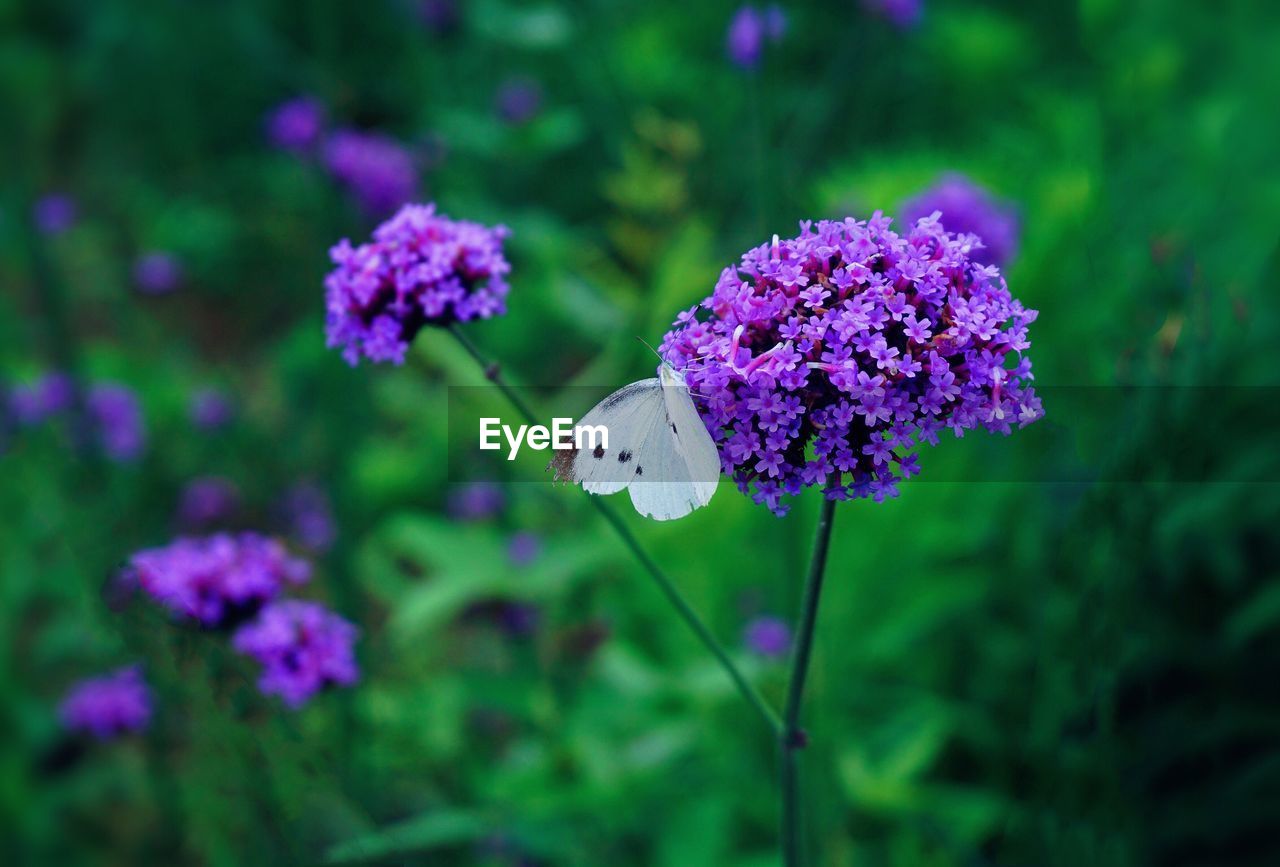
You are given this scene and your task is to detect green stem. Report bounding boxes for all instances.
[780,494,839,867]
[446,324,782,736]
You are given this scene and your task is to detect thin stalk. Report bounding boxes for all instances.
[446,324,782,736]
[780,494,839,867]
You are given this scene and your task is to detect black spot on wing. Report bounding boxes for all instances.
[592,445,605,459]
[670,423,678,434]
[635,465,643,476]
[617,450,632,463]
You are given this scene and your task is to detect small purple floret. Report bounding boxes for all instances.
[133,251,184,295]
[266,96,326,152]
[323,129,419,215]
[901,173,1020,267]
[33,194,77,235]
[744,615,791,658]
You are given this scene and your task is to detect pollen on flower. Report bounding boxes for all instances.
[659,213,1042,515]
[323,203,511,366]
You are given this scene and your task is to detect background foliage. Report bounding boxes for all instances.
[3,0,1280,864]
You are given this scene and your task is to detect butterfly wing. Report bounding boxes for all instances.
[626,367,721,521]
[552,379,664,496]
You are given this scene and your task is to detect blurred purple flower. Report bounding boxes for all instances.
[87,383,146,461]
[33,193,77,235]
[324,203,511,365]
[863,0,922,29]
[499,602,540,637]
[279,481,336,552]
[10,373,74,425]
[506,531,542,566]
[900,173,1020,267]
[130,532,310,628]
[447,481,506,521]
[726,5,786,69]
[495,77,543,125]
[232,600,359,708]
[133,251,184,295]
[323,129,420,215]
[744,615,791,658]
[59,666,153,740]
[265,95,326,152]
[189,387,235,431]
[659,214,1042,515]
[418,0,460,35]
[177,476,241,530]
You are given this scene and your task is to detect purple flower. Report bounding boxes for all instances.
[324,203,511,365]
[496,77,543,125]
[130,532,311,628]
[189,387,235,431]
[265,96,326,152]
[726,5,787,69]
[133,251,184,295]
[418,0,460,35]
[323,129,420,215]
[507,531,542,566]
[863,0,922,29]
[10,372,74,425]
[659,213,1042,515]
[232,600,359,708]
[447,481,507,521]
[33,194,77,235]
[88,383,146,461]
[744,615,791,658]
[58,667,153,740]
[900,173,1020,267]
[176,476,240,530]
[279,481,336,552]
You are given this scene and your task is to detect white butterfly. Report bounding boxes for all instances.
[552,363,720,521]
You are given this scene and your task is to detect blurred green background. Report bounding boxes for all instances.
[3,0,1280,864]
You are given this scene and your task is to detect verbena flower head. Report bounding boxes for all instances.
[189,387,235,431]
[726,4,787,69]
[33,193,77,235]
[232,600,359,708]
[447,481,506,521]
[744,615,791,658]
[266,96,326,152]
[659,214,1042,516]
[324,203,511,365]
[863,0,922,29]
[88,383,146,461]
[130,532,310,628]
[323,129,419,215]
[10,372,74,425]
[507,531,542,566]
[133,251,184,295]
[59,666,153,739]
[495,77,543,125]
[901,173,1019,267]
[176,476,241,530]
[279,481,336,552]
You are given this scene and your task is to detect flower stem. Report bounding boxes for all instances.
[446,324,782,736]
[780,494,839,867]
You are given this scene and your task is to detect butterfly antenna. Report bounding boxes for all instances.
[635,336,664,363]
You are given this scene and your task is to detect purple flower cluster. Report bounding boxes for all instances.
[59,666,153,739]
[189,387,235,431]
[323,129,420,215]
[176,476,241,530]
[744,615,791,658]
[448,480,506,521]
[130,532,310,628]
[33,193,77,235]
[496,77,543,125]
[325,203,511,365]
[901,173,1020,267]
[659,214,1042,515]
[863,0,922,29]
[7,374,146,461]
[133,251,185,295]
[279,481,336,552]
[726,5,787,69]
[265,95,326,153]
[232,600,359,708]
